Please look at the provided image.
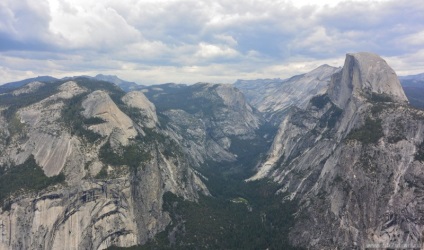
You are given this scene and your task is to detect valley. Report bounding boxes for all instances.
[0,52,423,249]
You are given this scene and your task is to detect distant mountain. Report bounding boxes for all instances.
[399,73,424,109]
[93,74,143,92]
[235,64,340,125]
[2,55,424,250]
[0,76,58,93]
[138,82,264,166]
[1,74,143,94]
[399,73,424,82]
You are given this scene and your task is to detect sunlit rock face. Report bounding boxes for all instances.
[250,52,424,249]
[328,52,408,109]
[121,91,158,129]
[0,79,208,250]
[1,52,422,250]
[0,77,261,250]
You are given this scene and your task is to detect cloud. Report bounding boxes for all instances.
[195,43,239,60]
[316,0,424,56]
[47,0,142,50]
[0,0,423,85]
[0,0,54,51]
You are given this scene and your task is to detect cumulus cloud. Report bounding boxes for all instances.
[0,0,54,51]
[0,0,423,84]
[47,0,143,49]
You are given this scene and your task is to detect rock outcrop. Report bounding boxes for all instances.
[122,91,158,129]
[328,52,408,109]
[2,52,422,250]
[81,90,137,146]
[5,81,86,177]
[12,81,45,96]
[250,52,424,249]
[0,78,208,250]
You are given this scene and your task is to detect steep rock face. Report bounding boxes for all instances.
[213,84,260,136]
[0,147,208,250]
[141,83,261,166]
[0,76,58,94]
[122,91,158,129]
[0,78,208,250]
[235,65,339,123]
[3,81,87,177]
[81,90,137,146]
[163,108,237,164]
[328,52,408,109]
[94,74,142,92]
[0,179,139,250]
[251,52,424,248]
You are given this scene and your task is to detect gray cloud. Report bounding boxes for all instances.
[0,0,55,51]
[0,0,423,84]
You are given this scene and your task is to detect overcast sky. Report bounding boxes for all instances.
[0,0,423,85]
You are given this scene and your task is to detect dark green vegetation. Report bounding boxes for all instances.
[99,140,151,172]
[3,77,302,249]
[0,77,126,144]
[61,93,104,143]
[226,123,278,179]
[309,94,343,130]
[347,117,384,144]
[415,141,424,162]
[141,83,226,115]
[72,77,126,103]
[0,81,61,122]
[319,105,343,129]
[61,77,146,144]
[94,165,109,179]
[310,94,331,109]
[64,78,152,133]
[369,93,394,103]
[0,76,58,93]
[107,122,300,250]
[7,114,26,138]
[387,119,407,144]
[0,155,65,210]
[109,181,300,250]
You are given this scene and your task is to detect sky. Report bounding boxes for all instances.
[0,0,423,85]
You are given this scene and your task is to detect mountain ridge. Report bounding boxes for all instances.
[234,64,340,126]
[0,78,210,249]
[249,52,424,248]
[1,52,424,249]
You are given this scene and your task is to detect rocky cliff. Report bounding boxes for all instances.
[0,78,208,250]
[235,64,340,124]
[140,82,261,166]
[0,76,262,250]
[250,52,424,249]
[1,52,423,249]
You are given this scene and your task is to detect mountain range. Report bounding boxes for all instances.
[0,52,423,249]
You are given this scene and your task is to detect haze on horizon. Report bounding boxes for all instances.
[0,0,423,85]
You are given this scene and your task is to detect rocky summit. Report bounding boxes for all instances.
[249,52,424,249]
[0,52,423,249]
